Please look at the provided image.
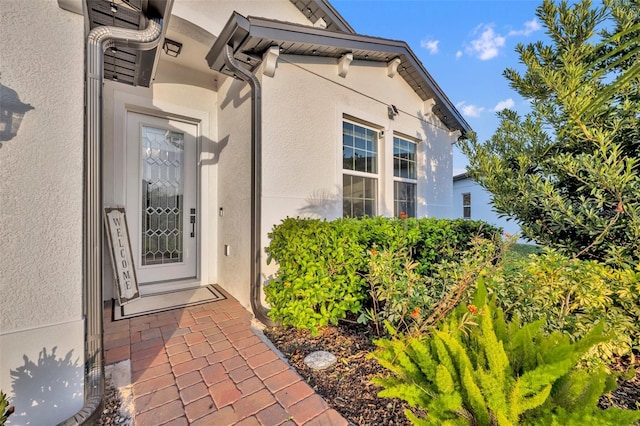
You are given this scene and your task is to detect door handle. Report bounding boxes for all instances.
[190,208,196,238]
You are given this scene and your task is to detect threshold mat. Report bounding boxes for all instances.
[112,285,226,320]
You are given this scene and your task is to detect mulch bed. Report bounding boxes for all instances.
[264,320,412,425]
[264,320,640,425]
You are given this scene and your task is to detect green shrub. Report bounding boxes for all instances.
[264,218,368,335]
[487,250,640,361]
[358,248,429,336]
[371,281,640,425]
[360,236,504,337]
[264,217,502,334]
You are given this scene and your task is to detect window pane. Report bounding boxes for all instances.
[343,199,352,217]
[343,147,354,170]
[393,137,417,179]
[394,181,416,218]
[344,174,377,218]
[343,121,353,136]
[463,193,471,218]
[343,121,377,174]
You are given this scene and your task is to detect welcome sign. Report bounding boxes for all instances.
[104,207,140,305]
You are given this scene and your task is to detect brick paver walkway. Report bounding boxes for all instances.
[103,287,348,425]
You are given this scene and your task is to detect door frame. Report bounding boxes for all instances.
[126,112,198,284]
[107,90,215,296]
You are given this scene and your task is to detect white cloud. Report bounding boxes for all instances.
[508,19,541,37]
[493,98,515,111]
[468,24,505,60]
[456,101,485,118]
[420,39,440,55]
[456,50,463,59]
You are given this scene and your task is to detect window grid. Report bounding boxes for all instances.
[393,136,417,218]
[343,121,378,218]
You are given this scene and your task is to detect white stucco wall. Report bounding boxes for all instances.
[452,177,523,237]
[172,0,310,39]
[0,1,84,423]
[259,55,456,284]
[215,77,253,308]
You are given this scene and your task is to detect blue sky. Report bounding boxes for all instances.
[331,0,547,174]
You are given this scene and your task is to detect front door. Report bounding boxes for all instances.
[126,112,197,284]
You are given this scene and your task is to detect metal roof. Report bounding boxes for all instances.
[206,13,470,134]
[86,0,172,86]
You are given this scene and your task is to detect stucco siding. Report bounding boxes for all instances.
[0,1,84,423]
[452,177,523,237]
[172,0,310,40]
[260,55,456,282]
[215,77,253,308]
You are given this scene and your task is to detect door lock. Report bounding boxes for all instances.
[190,208,196,238]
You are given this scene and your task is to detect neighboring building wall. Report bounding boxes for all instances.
[260,55,456,284]
[0,2,85,424]
[452,176,523,237]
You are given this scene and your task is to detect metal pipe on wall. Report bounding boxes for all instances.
[59,16,163,426]
[222,45,274,326]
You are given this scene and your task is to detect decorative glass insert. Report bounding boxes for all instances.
[393,137,416,179]
[394,181,417,218]
[343,121,378,173]
[141,126,185,265]
[343,174,377,218]
[463,193,471,218]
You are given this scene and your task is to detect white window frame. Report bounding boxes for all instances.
[463,192,471,218]
[342,119,380,218]
[393,135,418,218]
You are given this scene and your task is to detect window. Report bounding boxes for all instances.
[463,193,471,218]
[393,136,417,218]
[343,121,378,217]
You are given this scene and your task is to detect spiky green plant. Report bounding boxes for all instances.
[371,280,640,425]
[0,391,14,425]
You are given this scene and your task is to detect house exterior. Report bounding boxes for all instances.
[453,172,523,237]
[0,0,469,423]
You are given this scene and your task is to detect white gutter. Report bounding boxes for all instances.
[58,16,163,426]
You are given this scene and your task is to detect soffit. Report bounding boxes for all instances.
[207,14,470,134]
[86,0,172,87]
[288,0,355,33]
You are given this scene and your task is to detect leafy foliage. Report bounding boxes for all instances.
[0,391,14,425]
[371,281,640,425]
[264,218,368,335]
[458,0,640,265]
[486,249,640,361]
[264,217,502,335]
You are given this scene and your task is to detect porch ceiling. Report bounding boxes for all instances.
[206,13,471,134]
[86,0,172,87]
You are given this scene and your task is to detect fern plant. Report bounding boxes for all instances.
[371,280,640,425]
[0,391,14,425]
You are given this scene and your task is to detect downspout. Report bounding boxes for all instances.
[59,16,163,426]
[222,45,274,326]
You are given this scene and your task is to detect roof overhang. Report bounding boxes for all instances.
[289,0,355,33]
[86,0,173,86]
[206,13,471,135]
